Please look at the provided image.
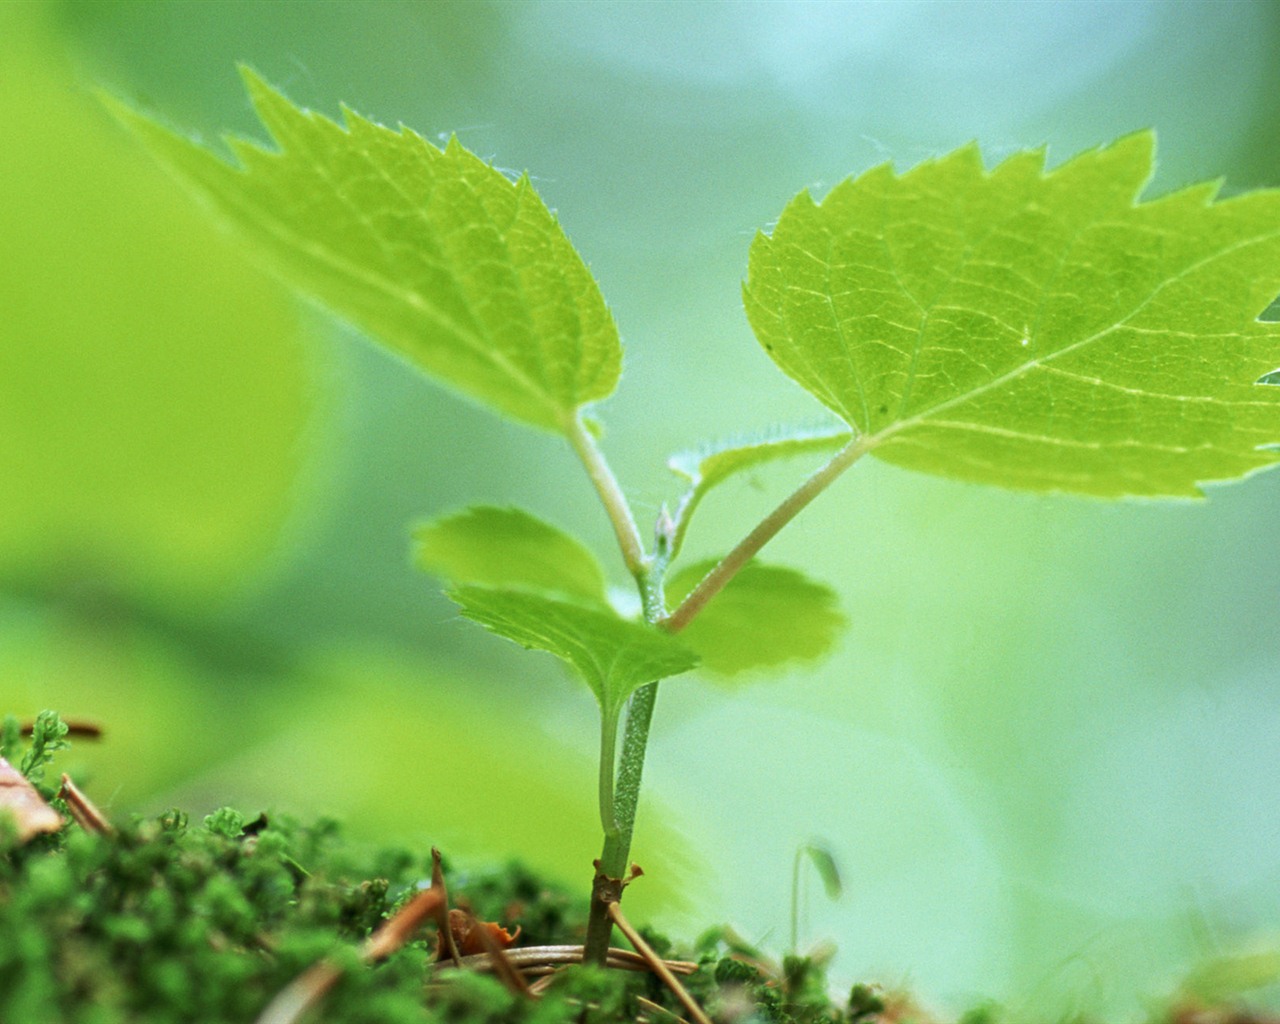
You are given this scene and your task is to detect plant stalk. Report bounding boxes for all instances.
[565,412,649,580]
[597,713,620,840]
[583,680,658,964]
[583,564,667,966]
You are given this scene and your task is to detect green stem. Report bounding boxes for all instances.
[566,412,649,580]
[662,434,871,634]
[597,711,620,838]
[790,845,802,955]
[584,680,658,963]
[583,568,666,966]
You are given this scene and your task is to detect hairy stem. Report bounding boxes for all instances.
[583,567,666,966]
[662,434,871,634]
[597,712,620,839]
[566,412,649,579]
[584,681,658,963]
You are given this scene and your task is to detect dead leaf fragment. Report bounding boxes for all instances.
[436,907,521,959]
[0,756,63,842]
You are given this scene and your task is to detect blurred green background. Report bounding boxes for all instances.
[3,0,1279,1018]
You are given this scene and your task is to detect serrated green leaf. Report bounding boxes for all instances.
[668,424,853,489]
[745,132,1280,496]
[448,586,698,719]
[107,68,620,433]
[665,561,844,676]
[414,505,607,602]
[666,424,853,556]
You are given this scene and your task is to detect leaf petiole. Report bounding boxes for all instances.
[565,412,649,580]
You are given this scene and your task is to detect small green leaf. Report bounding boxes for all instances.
[18,710,70,787]
[665,561,844,676]
[745,132,1280,496]
[669,424,853,490]
[666,425,853,557]
[107,68,621,433]
[798,842,843,901]
[1181,948,1280,1002]
[414,505,607,602]
[448,586,698,720]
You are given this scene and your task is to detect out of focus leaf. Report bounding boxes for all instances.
[1180,947,1280,1003]
[0,8,310,610]
[798,842,843,900]
[414,506,606,602]
[665,561,844,676]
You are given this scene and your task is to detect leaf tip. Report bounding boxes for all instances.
[235,63,276,105]
[235,64,317,147]
[1111,126,1158,161]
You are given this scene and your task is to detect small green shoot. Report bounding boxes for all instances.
[791,842,843,956]
[18,709,70,788]
[109,73,1280,969]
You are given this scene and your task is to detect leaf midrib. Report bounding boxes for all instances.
[863,223,1280,452]
[207,153,569,428]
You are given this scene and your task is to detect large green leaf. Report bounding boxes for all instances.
[414,505,607,602]
[745,132,1280,497]
[108,68,620,433]
[448,586,698,721]
[665,561,844,676]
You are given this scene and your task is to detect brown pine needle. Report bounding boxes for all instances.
[637,994,693,1024]
[255,887,445,1024]
[468,909,531,997]
[607,903,713,1024]
[58,774,114,835]
[431,846,462,966]
[363,887,446,962]
[436,944,696,976]
[253,961,344,1024]
[21,718,102,740]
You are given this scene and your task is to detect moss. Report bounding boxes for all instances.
[0,712,876,1023]
[2,714,1270,1024]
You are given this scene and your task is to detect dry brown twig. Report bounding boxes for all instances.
[468,908,531,997]
[58,774,114,835]
[606,902,713,1024]
[637,993,693,1024]
[256,851,701,1024]
[440,945,696,978]
[254,886,446,1024]
[431,846,463,966]
[20,718,103,740]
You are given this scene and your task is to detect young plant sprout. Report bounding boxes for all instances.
[109,70,1280,968]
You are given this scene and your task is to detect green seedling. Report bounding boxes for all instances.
[791,842,842,957]
[108,70,1280,967]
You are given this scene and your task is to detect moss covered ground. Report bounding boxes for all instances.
[0,713,1273,1024]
